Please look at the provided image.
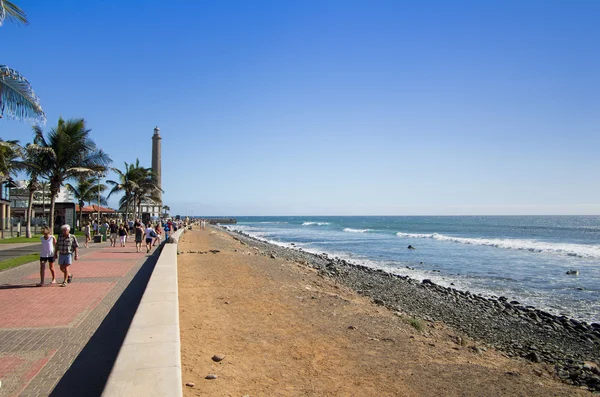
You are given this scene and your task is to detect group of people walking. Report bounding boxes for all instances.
[38,218,185,286]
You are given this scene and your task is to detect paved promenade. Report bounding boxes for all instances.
[0,237,160,397]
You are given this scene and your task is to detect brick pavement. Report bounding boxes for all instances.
[0,237,160,397]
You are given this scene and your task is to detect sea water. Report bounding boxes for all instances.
[224,216,600,324]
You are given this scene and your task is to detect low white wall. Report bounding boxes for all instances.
[101,229,185,397]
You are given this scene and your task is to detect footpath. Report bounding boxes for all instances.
[0,237,160,397]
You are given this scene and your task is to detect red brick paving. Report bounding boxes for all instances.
[0,350,57,397]
[83,250,146,260]
[0,238,157,396]
[25,258,139,279]
[0,282,114,329]
[0,354,25,378]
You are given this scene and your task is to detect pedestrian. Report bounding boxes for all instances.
[37,226,56,286]
[127,219,134,233]
[55,224,79,287]
[118,224,128,247]
[134,222,144,252]
[144,224,156,253]
[92,220,98,236]
[153,223,162,246]
[163,222,170,241]
[109,220,118,247]
[83,222,91,248]
[100,220,109,241]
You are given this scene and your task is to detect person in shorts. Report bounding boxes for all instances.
[134,222,144,252]
[118,224,128,247]
[55,224,79,287]
[83,222,91,248]
[38,226,57,286]
[144,225,156,253]
[108,220,118,247]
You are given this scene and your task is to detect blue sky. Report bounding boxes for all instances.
[1,0,599,216]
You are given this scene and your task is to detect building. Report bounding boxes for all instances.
[0,177,17,230]
[9,181,77,231]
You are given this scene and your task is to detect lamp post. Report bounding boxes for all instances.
[97,172,102,233]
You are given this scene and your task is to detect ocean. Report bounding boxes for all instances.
[223,216,600,324]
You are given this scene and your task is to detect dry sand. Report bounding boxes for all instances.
[178,227,590,396]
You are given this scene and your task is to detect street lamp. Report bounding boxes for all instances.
[97,171,103,233]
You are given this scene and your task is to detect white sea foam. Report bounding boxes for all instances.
[302,222,330,226]
[395,232,600,259]
[343,228,371,233]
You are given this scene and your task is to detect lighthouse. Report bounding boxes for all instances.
[151,126,162,204]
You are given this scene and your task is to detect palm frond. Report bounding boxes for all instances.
[0,65,45,124]
[0,0,28,26]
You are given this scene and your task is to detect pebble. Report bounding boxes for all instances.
[212,354,226,362]
[205,374,218,380]
[185,382,195,387]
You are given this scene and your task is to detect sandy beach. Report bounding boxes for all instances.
[178,227,590,396]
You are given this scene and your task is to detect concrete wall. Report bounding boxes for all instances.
[101,229,185,397]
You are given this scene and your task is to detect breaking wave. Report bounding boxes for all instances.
[395,232,600,258]
[343,228,372,233]
[302,222,330,226]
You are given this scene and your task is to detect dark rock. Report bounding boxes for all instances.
[205,374,218,380]
[212,354,226,362]
[525,351,542,363]
[185,382,195,387]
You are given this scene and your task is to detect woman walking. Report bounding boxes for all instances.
[118,224,128,247]
[83,222,91,248]
[37,227,57,286]
[144,224,156,253]
[134,222,144,252]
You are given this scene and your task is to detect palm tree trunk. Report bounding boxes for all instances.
[49,187,58,234]
[26,189,34,238]
[78,200,83,231]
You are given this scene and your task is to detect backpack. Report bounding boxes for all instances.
[150,230,157,238]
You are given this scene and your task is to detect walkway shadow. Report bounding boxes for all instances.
[0,284,38,290]
[50,252,159,397]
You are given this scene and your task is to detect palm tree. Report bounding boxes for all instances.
[106,160,142,222]
[162,205,170,216]
[20,141,53,237]
[65,176,107,231]
[35,118,111,232]
[0,2,45,124]
[0,139,23,176]
[132,168,162,220]
[108,159,161,221]
[0,139,24,236]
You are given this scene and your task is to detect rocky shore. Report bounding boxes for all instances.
[222,227,600,393]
